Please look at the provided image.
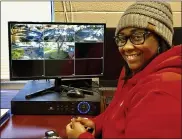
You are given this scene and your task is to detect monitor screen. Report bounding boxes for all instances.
[8,22,105,80]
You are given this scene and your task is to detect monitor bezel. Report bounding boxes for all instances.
[8,21,106,80]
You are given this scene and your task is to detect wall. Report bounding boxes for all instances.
[1,1,52,80]
[54,2,182,27]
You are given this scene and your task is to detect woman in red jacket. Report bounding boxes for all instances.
[66,1,181,138]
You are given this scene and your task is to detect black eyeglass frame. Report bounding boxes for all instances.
[114,31,151,47]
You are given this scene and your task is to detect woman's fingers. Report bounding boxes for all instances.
[71,117,95,128]
[72,122,87,131]
[66,123,72,135]
[71,116,82,122]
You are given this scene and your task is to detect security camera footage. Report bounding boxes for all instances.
[9,22,105,79]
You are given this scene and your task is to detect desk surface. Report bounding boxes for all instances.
[0,115,93,138]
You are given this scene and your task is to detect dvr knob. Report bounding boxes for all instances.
[77,101,90,114]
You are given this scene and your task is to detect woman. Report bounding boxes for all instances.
[66,1,181,138]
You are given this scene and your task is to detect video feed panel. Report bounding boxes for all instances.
[42,24,75,60]
[75,25,104,43]
[10,24,45,78]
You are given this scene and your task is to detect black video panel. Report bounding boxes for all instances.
[12,60,44,77]
[75,59,103,75]
[75,43,103,58]
[44,60,74,76]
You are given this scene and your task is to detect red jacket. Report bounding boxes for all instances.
[79,45,181,138]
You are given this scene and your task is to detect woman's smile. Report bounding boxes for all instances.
[125,53,142,63]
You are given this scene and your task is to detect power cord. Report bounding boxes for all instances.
[69,1,73,22]
[84,80,105,89]
[62,1,69,22]
[60,83,73,94]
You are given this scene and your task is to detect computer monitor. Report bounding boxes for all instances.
[8,21,106,81]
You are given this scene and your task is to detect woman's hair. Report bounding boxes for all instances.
[122,34,171,81]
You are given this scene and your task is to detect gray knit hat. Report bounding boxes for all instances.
[115,1,174,47]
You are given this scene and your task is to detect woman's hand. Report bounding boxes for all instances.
[66,121,86,139]
[71,117,95,135]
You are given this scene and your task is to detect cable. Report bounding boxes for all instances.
[69,1,73,22]
[62,1,69,22]
[50,0,54,22]
[60,83,70,94]
[83,80,103,89]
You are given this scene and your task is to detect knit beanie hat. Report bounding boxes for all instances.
[115,1,174,47]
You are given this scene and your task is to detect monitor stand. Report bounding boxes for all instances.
[25,78,93,99]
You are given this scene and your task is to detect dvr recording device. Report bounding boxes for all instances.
[11,80,101,115]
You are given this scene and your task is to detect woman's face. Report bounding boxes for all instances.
[117,28,159,73]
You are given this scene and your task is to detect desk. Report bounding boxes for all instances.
[0,115,93,138]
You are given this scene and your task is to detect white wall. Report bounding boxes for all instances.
[1,1,52,79]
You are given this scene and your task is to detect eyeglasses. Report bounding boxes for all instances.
[114,31,151,47]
